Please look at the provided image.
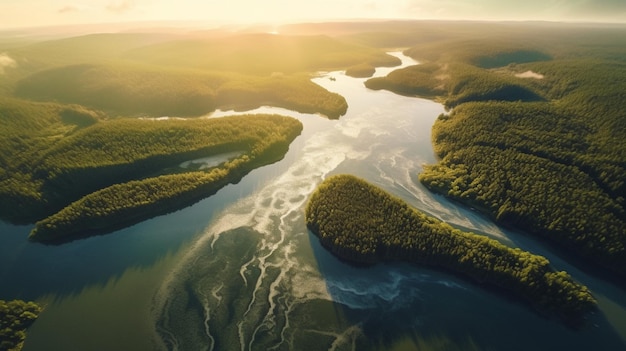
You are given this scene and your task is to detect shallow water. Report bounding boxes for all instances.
[1,52,624,351]
[152,53,626,351]
[179,151,244,170]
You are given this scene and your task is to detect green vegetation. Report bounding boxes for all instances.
[439,63,545,107]
[122,33,399,75]
[365,62,445,98]
[34,115,300,190]
[345,63,376,78]
[366,62,544,106]
[0,97,76,222]
[2,28,404,239]
[360,22,626,279]
[15,63,348,119]
[29,114,302,243]
[419,101,626,276]
[5,32,403,119]
[0,110,302,233]
[306,175,596,323]
[0,299,41,351]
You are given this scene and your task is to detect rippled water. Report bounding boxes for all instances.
[1,53,624,351]
[151,53,626,351]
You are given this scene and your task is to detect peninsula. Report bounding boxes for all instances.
[306,174,597,324]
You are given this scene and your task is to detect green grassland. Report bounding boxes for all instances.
[361,22,626,278]
[306,175,596,324]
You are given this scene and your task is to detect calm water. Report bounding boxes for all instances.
[1,53,624,351]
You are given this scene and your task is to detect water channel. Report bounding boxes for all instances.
[0,53,624,351]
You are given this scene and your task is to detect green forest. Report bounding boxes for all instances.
[14,63,348,119]
[306,175,596,323]
[0,29,401,240]
[1,21,626,347]
[1,32,402,119]
[0,105,302,225]
[361,23,626,279]
[28,115,302,243]
[18,114,302,242]
[0,300,41,351]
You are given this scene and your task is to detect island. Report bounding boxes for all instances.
[306,174,596,324]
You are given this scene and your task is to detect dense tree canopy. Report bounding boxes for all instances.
[29,114,302,243]
[7,32,401,120]
[415,61,626,277]
[365,63,446,98]
[306,175,596,324]
[0,112,302,230]
[0,300,41,351]
[365,24,626,278]
[15,64,348,119]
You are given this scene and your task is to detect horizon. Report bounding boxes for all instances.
[2,0,626,31]
[2,18,626,39]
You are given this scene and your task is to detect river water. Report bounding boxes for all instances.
[1,53,624,350]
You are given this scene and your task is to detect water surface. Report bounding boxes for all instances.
[0,52,623,351]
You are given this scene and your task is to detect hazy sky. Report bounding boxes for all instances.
[2,0,626,29]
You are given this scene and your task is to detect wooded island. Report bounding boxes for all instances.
[306,175,597,324]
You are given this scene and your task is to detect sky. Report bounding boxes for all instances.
[1,0,626,29]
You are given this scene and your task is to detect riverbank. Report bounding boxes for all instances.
[365,40,626,280]
[29,117,303,244]
[306,174,597,324]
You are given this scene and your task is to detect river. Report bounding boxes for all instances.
[1,52,624,351]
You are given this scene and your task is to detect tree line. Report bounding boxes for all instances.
[364,29,626,279]
[15,63,348,119]
[0,112,302,227]
[416,61,626,277]
[28,115,303,243]
[306,175,596,324]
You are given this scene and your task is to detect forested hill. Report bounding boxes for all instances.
[0,109,302,240]
[4,32,402,119]
[28,114,303,243]
[0,27,405,241]
[306,175,596,324]
[362,22,626,279]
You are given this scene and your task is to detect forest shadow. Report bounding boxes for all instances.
[0,188,233,302]
[308,230,626,351]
